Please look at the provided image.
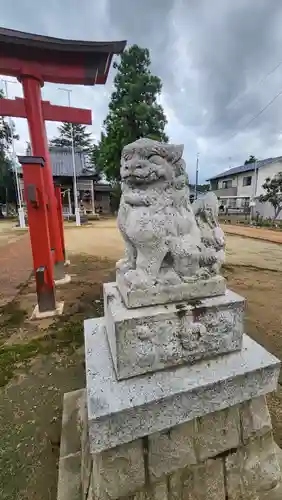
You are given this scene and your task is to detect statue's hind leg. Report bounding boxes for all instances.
[169,237,200,280]
[124,245,168,287]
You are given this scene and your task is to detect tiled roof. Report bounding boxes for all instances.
[49,147,96,177]
[207,156,282,181]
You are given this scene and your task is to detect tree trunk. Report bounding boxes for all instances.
[273,206,282,220]
[5,187,8,217]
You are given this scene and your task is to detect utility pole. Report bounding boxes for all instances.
[250,159,258,223]
[58,88,81,226]
[195,153,199,200]
[1,78,25,228]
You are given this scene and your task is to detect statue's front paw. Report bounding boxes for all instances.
[116,259,132,273]
[124,269,154,289]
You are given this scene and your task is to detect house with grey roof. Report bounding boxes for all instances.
[207,156,282,219]
[19,147,112,214]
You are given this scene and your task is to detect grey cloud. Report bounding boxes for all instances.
[2,0,282,181]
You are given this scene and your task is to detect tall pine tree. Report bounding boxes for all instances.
[96,45,168,180]
[50,123,93,151]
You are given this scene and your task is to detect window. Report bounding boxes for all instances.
[227,199,236,208]
[222,179,232,189]
[243,176,252,186]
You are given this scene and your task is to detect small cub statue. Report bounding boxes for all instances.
[117,138,224,290]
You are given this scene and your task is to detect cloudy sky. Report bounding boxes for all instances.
[2,0,282,182]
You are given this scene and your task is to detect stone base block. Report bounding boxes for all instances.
[104,283,245,379]
[30,301,64,320]
[57,389,85,500]
[57,389,282,500]
[84,317,280,453]
[116,271,226,308]
[55,274,72,286]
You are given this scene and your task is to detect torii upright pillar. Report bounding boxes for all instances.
[0,26,126,315]
[22,75,65,280]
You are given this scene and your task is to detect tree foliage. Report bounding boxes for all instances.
[244,155,258,165]
[95,45,168,180]
[259,173,282,219]
[0,90,18,212]
[50,123,93,151]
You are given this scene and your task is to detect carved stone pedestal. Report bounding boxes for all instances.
[104,282,244,379]
[56,139,282,500]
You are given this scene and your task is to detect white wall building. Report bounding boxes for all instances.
[207,156,282,218]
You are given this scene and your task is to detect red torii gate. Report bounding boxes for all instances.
[0,27,126,315]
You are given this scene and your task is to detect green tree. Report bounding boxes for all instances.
[50,123,93,151]
[96,44,168,180]
[259,173,282,220]
[0,90,18,215]
[244,155,258,165]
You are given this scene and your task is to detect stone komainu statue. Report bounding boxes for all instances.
[117,138,224,289]
[192,191,225,276]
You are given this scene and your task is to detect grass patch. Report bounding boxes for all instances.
[0,319,85,387]
[0,302,27,327]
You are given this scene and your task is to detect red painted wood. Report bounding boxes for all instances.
[0,55,110,85]
[21,75,64,267]
[43,101,92,124]
[0,97,26,118]
[0,97,92,124]
[55,186,66,261]
[21,158,55,308]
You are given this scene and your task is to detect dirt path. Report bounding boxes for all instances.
[223,223,282,244]
[0,233,32,307]
[64,218,282,271]
[65,218,124,261]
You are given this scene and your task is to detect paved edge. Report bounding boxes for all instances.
[223,225,282,245]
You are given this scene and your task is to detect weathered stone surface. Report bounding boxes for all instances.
[92,439,145,499]
[259,445,282,498]
[105,282,244,379]
[57,454,82,500]
[148,420,197,480]
[132,481,169,500]
[195,405,240,460]
[240,396,272,443]
[181,458,225,500]
[79,392,92,500]
[57,389,84,500]
[85,318,280,453]
[226,433,281,499]
[60,389,84,458]
[116,138,225,308]
[117,271,226,308]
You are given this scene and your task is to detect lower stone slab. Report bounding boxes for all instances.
[57,389,85,500]
[104,283,244,379]
[84,317,280,453]
[58,388,282,500]
[116,271,226,308]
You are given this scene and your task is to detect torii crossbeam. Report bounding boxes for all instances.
[0,27,126,315]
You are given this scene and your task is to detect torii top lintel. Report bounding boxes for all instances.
[0,27,126,85]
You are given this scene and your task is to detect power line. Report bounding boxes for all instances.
[228,87,282,142]
[226,59,282,111]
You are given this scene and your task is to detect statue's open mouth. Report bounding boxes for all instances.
[122,172,166,185]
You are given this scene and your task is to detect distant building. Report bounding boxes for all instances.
[207,156,282,219]
[19,147,112,214]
